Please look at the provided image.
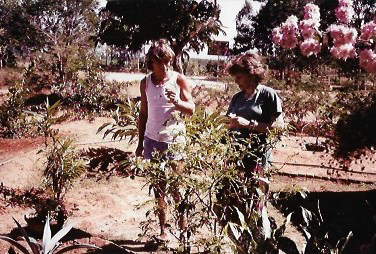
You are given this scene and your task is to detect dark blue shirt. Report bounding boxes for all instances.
[226,84,282,140]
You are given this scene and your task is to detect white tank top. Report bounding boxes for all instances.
[145,71,186,144]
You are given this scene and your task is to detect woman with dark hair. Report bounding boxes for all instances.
[214,53,284,227]
[226,52,283,174]
[136,39,195,239]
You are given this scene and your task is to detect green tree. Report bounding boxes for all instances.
[0,0,44,67]
[27,0,100,85]
[97,0,224,73]
[0,0,100,82]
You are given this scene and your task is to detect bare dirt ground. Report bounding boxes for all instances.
[0,72,375,253]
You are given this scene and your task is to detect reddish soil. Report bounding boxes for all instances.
[0,74,375,253]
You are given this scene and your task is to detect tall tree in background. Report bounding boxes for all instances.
[0,0,99,82]
[0,0,44,67]
[27,0,100,84]
[233,0,308,78]
[97,0,224,73]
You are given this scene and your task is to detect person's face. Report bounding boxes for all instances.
[151,57,170,73]
[233,72,256,91]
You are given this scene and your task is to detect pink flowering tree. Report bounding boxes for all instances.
[272,0,376,74]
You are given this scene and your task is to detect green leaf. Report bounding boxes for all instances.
[47,100,61,115]
[261,206,271,239]
[96,123,111,134]
[0,236,31,254]
[44,223,74,253]
[301,207,312,226]
[42,215,51,251]
[12,217,39,254]
[304,237,320,254]
[277,237,300,254]
[275,213,292,239]
[234,207,247,229]
[338,231,353,254]
[228,223,241,240]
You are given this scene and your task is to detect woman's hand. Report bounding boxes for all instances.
[227,114,258,130]
[228,116,250,128]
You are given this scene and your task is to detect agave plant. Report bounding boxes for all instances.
[0,216,100,254]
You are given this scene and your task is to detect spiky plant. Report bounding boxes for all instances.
[0,216,100,254]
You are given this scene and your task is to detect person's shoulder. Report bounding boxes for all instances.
[140,76,147,89]
[257,84,278,95]
[232,90,244,100]
[175,71,186,81]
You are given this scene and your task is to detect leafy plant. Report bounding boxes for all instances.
[0,216,100,254]
[42,138,85,203]
[331,91,376,162]
[130,108,287,253]
[35,99,85,224]
[97,98,140,142]
[0,80,31,138]
[275,202,353,254]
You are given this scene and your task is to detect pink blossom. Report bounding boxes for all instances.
[284,15,299,30]
[338,0,353,7]
[281,32,299,49]
[359,49,376,73]
[359,20,376,41]
[330,43,357,60]
[335,6,355,24]
[279,15,300,49]
[304,3,320,21]
[300,19,320,39]
[300,38,322,56]
[328,24,358,45]
[335,0,354,24]
[272,26,283,45]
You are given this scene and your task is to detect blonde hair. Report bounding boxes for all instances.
[226,53,267,83]
[146,39,175,70]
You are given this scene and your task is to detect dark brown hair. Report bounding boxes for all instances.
[146,39,175,70]
[226,53,267,83]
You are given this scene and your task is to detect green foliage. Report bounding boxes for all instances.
[36,100,85,223]
[332,91,376,161]
[97,98,140,142]
[0,1,43,67]
[42,137,85,202]
[0,80,32,138]
[0,0,99,68]
[128,108,287,252]
[267,77,335,139]
[184,59,207,76]
[0,216,100,254]
[296,204,353,254]
[0,67,22,86]
[98,0,224,72]
[51,64,123,116]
